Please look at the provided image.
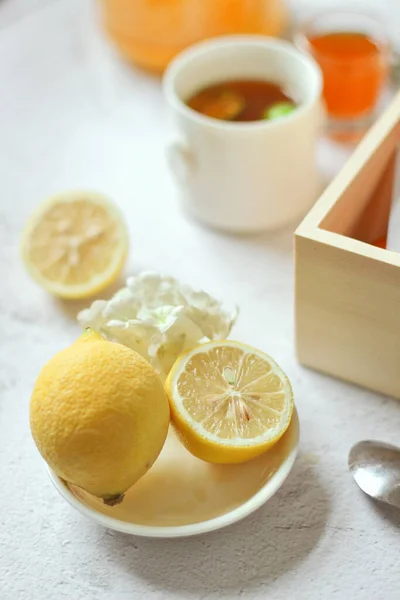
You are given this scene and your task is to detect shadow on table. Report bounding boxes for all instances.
[103,455,330,597]
[52,274,126,321]
[189,213,296,257]
[369,497,400,528]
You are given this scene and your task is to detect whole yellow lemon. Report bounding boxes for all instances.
[30,329,170,504]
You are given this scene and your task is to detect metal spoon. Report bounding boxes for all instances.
[348,440,400,509]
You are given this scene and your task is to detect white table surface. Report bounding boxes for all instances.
[1,1,399,598]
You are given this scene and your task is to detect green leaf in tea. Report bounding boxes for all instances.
[263,102,296,120]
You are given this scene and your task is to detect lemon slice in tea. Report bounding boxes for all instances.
[188,90,245,120]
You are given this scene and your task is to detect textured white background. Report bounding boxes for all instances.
[0,1,399,598]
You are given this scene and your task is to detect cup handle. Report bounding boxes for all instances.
[167,142,195,187]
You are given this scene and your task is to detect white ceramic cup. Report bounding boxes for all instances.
[163,36,324,233]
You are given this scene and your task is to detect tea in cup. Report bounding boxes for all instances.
[163,36,324,233]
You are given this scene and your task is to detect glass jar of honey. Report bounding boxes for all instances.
[101,0,289,73]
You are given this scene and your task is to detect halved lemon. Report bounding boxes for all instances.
[165,340,294,464]
[21,191,128,299]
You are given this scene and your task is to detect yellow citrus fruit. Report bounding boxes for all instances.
[21,191,128,299]
[165,340,294,464]
[30,329,170,504]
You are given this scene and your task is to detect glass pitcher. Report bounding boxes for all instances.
[101,0,289,73]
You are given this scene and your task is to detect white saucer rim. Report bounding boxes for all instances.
[47,408,300,538]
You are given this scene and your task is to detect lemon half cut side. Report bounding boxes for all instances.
[166,340,294,464]
[21,191,128,299]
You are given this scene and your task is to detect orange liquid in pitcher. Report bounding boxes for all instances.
[101,0,288,73]
[308,31,388,118]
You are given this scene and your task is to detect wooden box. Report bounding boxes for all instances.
[295,92,400,399]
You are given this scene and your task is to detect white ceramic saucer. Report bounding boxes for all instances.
[48,408,299,538]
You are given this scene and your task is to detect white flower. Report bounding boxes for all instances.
[78,272,238,379]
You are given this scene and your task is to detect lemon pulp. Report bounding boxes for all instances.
[166,340,294,464]
[22,191,128,298]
